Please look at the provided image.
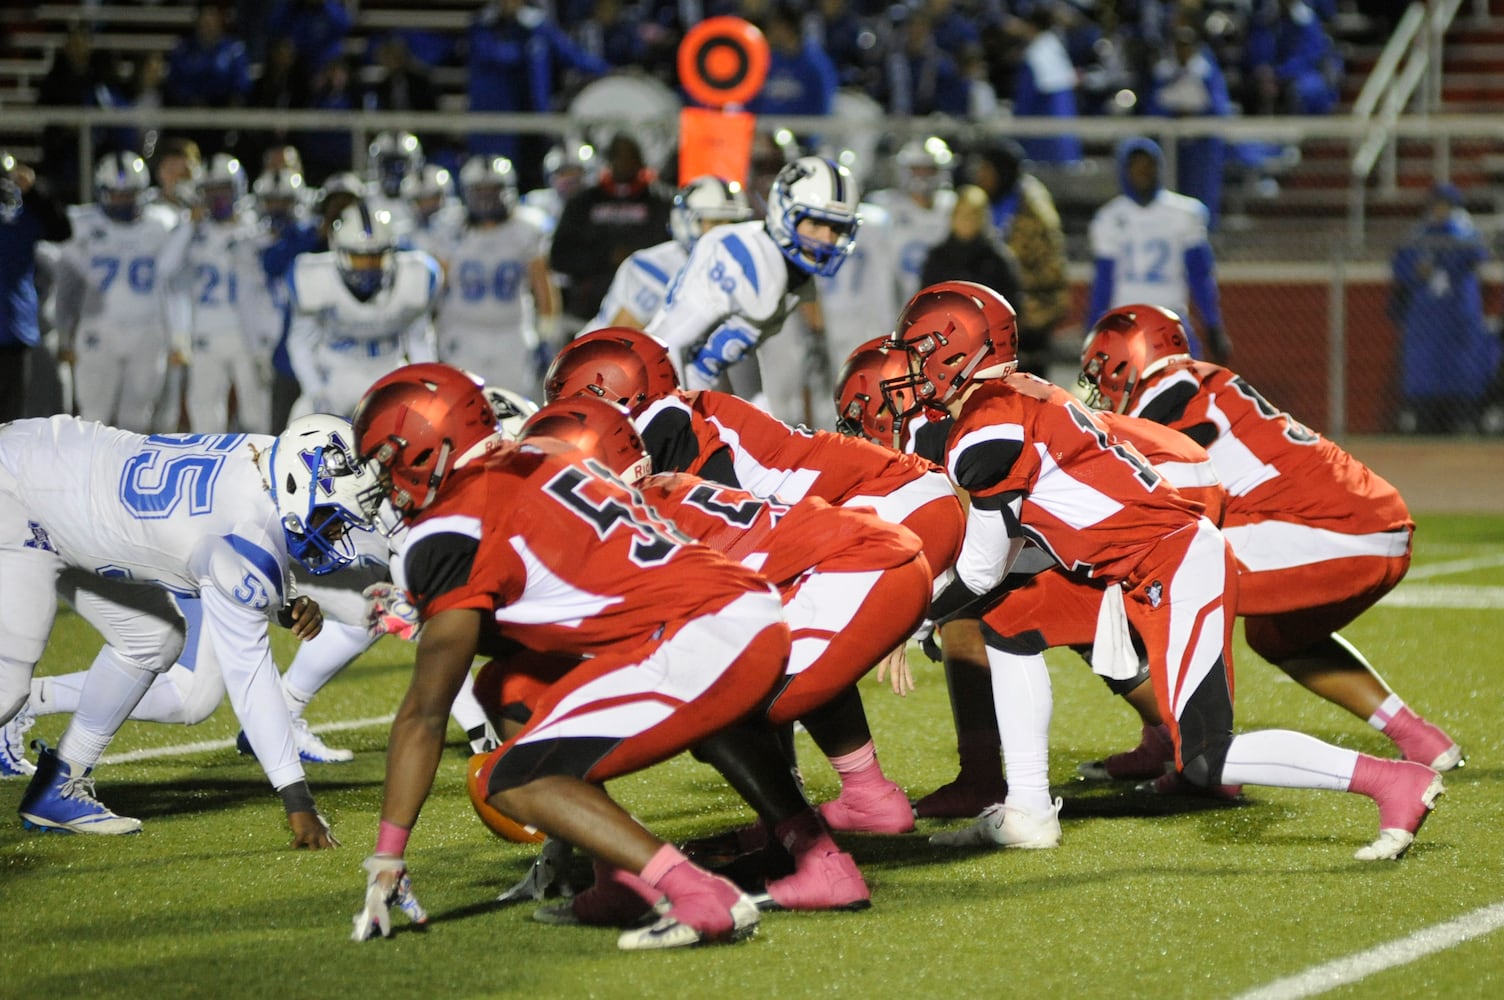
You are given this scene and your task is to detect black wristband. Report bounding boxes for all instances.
[279,779,316,815]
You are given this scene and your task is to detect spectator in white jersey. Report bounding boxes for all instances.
[1087,137,1232,364]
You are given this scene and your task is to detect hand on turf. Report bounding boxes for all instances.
[290,809,340,850]
[875,643,915,696]
[362,583,420,641]
[352,855,428,941]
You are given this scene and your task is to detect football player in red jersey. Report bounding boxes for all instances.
[517,397,933,901]
[884,280,1443,861]
[545,327,966,835]
[836,337,1235,832]
[347,363,792,950]
[1078,304,1462,778]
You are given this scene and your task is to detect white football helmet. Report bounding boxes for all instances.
[200,152,247,222]
[670,175,753,252]
[258,414,382,576]
[95,150,151,222]
[400,164,454,223]
[459,155,519,223]
[253,167,308,226]
[368,130,423,199]
[483,386,540,439]
[543,142,597,200]
[330,203,398,301]
[895,136,954,197]
[764,155,861,278]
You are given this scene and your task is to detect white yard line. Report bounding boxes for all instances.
[1378,585,1504,610]
[1404,553,1504,581]
[1231,901,1504,1000]
[98,713,395,765]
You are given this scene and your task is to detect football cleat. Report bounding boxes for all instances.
[1136,771,1244,800]
[236,717,354,764]
[0,707,36,778]
[19,740,141,835]
[1077,724,1175,781]
[1385,708,1464,773]
[761,847,871,912]
[1355,761,1444,861]
[533,860,662,927]
[817,779,916,834]
[617,887,759,951]
[929,798,1062,850]
[912,773,1009,819]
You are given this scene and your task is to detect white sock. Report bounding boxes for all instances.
[56,648,157,770]
[1221,730,1360,791]
[1366,692,1406,730]
[31,672,86,716]
[281,620,374,718]
[987,647,1053,813]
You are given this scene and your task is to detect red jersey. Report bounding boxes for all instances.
[400,440,774,657]
[1099,411,1227,526]
[946,373,1204,582]
[1130,361,1411,534]
[637,471,924,587]
[638,388,939,504]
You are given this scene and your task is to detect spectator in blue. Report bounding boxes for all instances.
[923,0,982,60]
[751,4,839,117]
[267,0,352,74]
[0,153,73,421]
[885,7,971,117]
[167,6,252,108]
[1145,25,1232,229]
[1012,5,1083,164]
[574,0,649,71]
[1245,0,1342,115]
[467,0,611,167]
[1390,185,1500,435]
[804,0,888,97]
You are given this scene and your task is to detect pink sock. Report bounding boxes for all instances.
[1367,693,1405,730]
[773,808,838,856]
[639,843,688,888]
[827,740,887,794]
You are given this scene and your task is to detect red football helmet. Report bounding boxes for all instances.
[892,280,1019,408]
[543,327,679,416]
[519,395,652,486]
[1079,304,1193,413]
[351,363,499,522]
[834,335,921,446]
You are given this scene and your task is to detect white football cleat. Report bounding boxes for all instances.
[0,707,36,778]
[930,798,1063,849]
[292,718,354,763]
[616,893,760,951]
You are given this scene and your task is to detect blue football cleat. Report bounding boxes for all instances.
[18,740,141,835]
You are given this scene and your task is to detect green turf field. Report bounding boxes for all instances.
[2,514,1501,999]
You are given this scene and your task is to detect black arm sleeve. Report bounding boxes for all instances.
[641,406,702,475]
[403,532,479,615]
[1137,381,1198,427]
[952,438,1023,498]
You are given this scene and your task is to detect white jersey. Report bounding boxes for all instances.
[867,187,955,305]
[519,188,563,239]
[182,216,264,346]
[646,220,815,391]
[52,204,191,351]
[815,201,901,364]
[428,217,546,393]
[405,204,466,261]
[1088,189,1210,317]
[367,191,417,239]
[286,249,442,415]
[0,416,305,788]
[590,239,687,330]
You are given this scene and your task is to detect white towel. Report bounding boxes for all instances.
[1091,583,1139,681]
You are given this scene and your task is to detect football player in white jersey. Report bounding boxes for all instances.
[646,155,860,392]
[866,137,957,306]
[590,174,753,331]
[400,164,464,260]
[180,153,274,433]
[0,414,378,843]
[365,130,422,237]
[286,202,441,416]
[1087,136,1232,362]
[815,198,900,374]
[429,156,558,398]
[53,151,193,433]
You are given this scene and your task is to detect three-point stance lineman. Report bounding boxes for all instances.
[0,413,378,843]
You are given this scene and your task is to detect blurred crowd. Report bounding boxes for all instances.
[30,0,1350,201]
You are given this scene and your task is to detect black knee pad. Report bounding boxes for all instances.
[1180,738,1232,788]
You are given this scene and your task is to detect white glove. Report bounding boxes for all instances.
[497,837,576,904]
[363,582,420,641]
[351,855,428,941]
